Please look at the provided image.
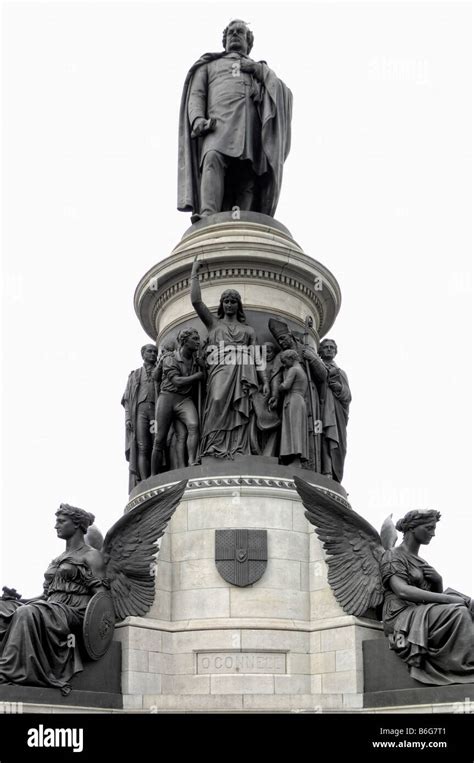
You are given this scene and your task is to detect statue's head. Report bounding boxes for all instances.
[217,289,246,323]
[264,342,277,361]
[395,509,441,546]
[177,327,201,351]
[280,349,299,368]
[162,339,176,353]
[141,343,158,364]
[55,503,95,539]
[319,338,338,361]
[279,333,296,351]
[222,19,254,55]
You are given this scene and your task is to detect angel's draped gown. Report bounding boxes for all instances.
[200,321,258,458]
[0,549,102,691]
[381,546,474,685]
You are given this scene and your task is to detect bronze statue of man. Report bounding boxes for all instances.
[121,343,158,491]
[302,338,351,482]
[151,328,203,473]
[178,19,292,222]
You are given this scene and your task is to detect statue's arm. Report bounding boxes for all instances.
[301,347,328,383]
[188,64,208,129]
[152,362,162,384]
[327,367,351,404]
[389,574,466,606]
[190,260,215,330]
[85,549,109,594]
[268,366,283,408]
[121,374,132,424]
[164,357,203,390]
[280,367,296,392]
[335,369,351,404]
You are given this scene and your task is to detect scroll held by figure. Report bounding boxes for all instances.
[294,477,474,686]
[178,19,292,222]
[0,482,187,694]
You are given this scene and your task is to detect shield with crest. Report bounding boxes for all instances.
[215,529,267,587]
[82,590,116,660]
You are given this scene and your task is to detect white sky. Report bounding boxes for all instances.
[1,1,472,598]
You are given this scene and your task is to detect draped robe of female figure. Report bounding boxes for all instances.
[200,322,258,458]
[0,550,104,691]
[381,546,474,685]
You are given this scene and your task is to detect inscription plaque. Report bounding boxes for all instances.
[197,651,287,675]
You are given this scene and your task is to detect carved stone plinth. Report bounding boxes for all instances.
[115,463,383,712]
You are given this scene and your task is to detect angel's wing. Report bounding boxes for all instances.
[294,477,385,617]
[103,480,187,621]
[380,514,398,550]
[85,524,104,551]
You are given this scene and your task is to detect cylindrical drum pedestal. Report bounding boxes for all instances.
[134,212,341,346]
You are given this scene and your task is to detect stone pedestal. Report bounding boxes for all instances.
[118,214,378,713]
[115,463,383,712]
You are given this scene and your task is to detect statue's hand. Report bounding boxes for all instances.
[126,420,133,433]
[302,346,317,361]
[268,396,278,410]
[191,117,209,136]
[1,586,22,601]
[446,594,468,606]
[191,118,216,138]
[262,383,270,398]
[329,380,343,394]
[191,257,203,277]
[239,60,262,79]
[422,565,442,587]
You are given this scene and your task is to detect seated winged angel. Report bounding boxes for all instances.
[0,481,187,695]
[295,477,474,685]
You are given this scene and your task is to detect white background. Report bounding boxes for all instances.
[1,1,472,597]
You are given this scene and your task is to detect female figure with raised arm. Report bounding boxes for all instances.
[190,258,265,458]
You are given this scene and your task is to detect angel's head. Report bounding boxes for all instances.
[55,503,95,540]
[396,509,441,545]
